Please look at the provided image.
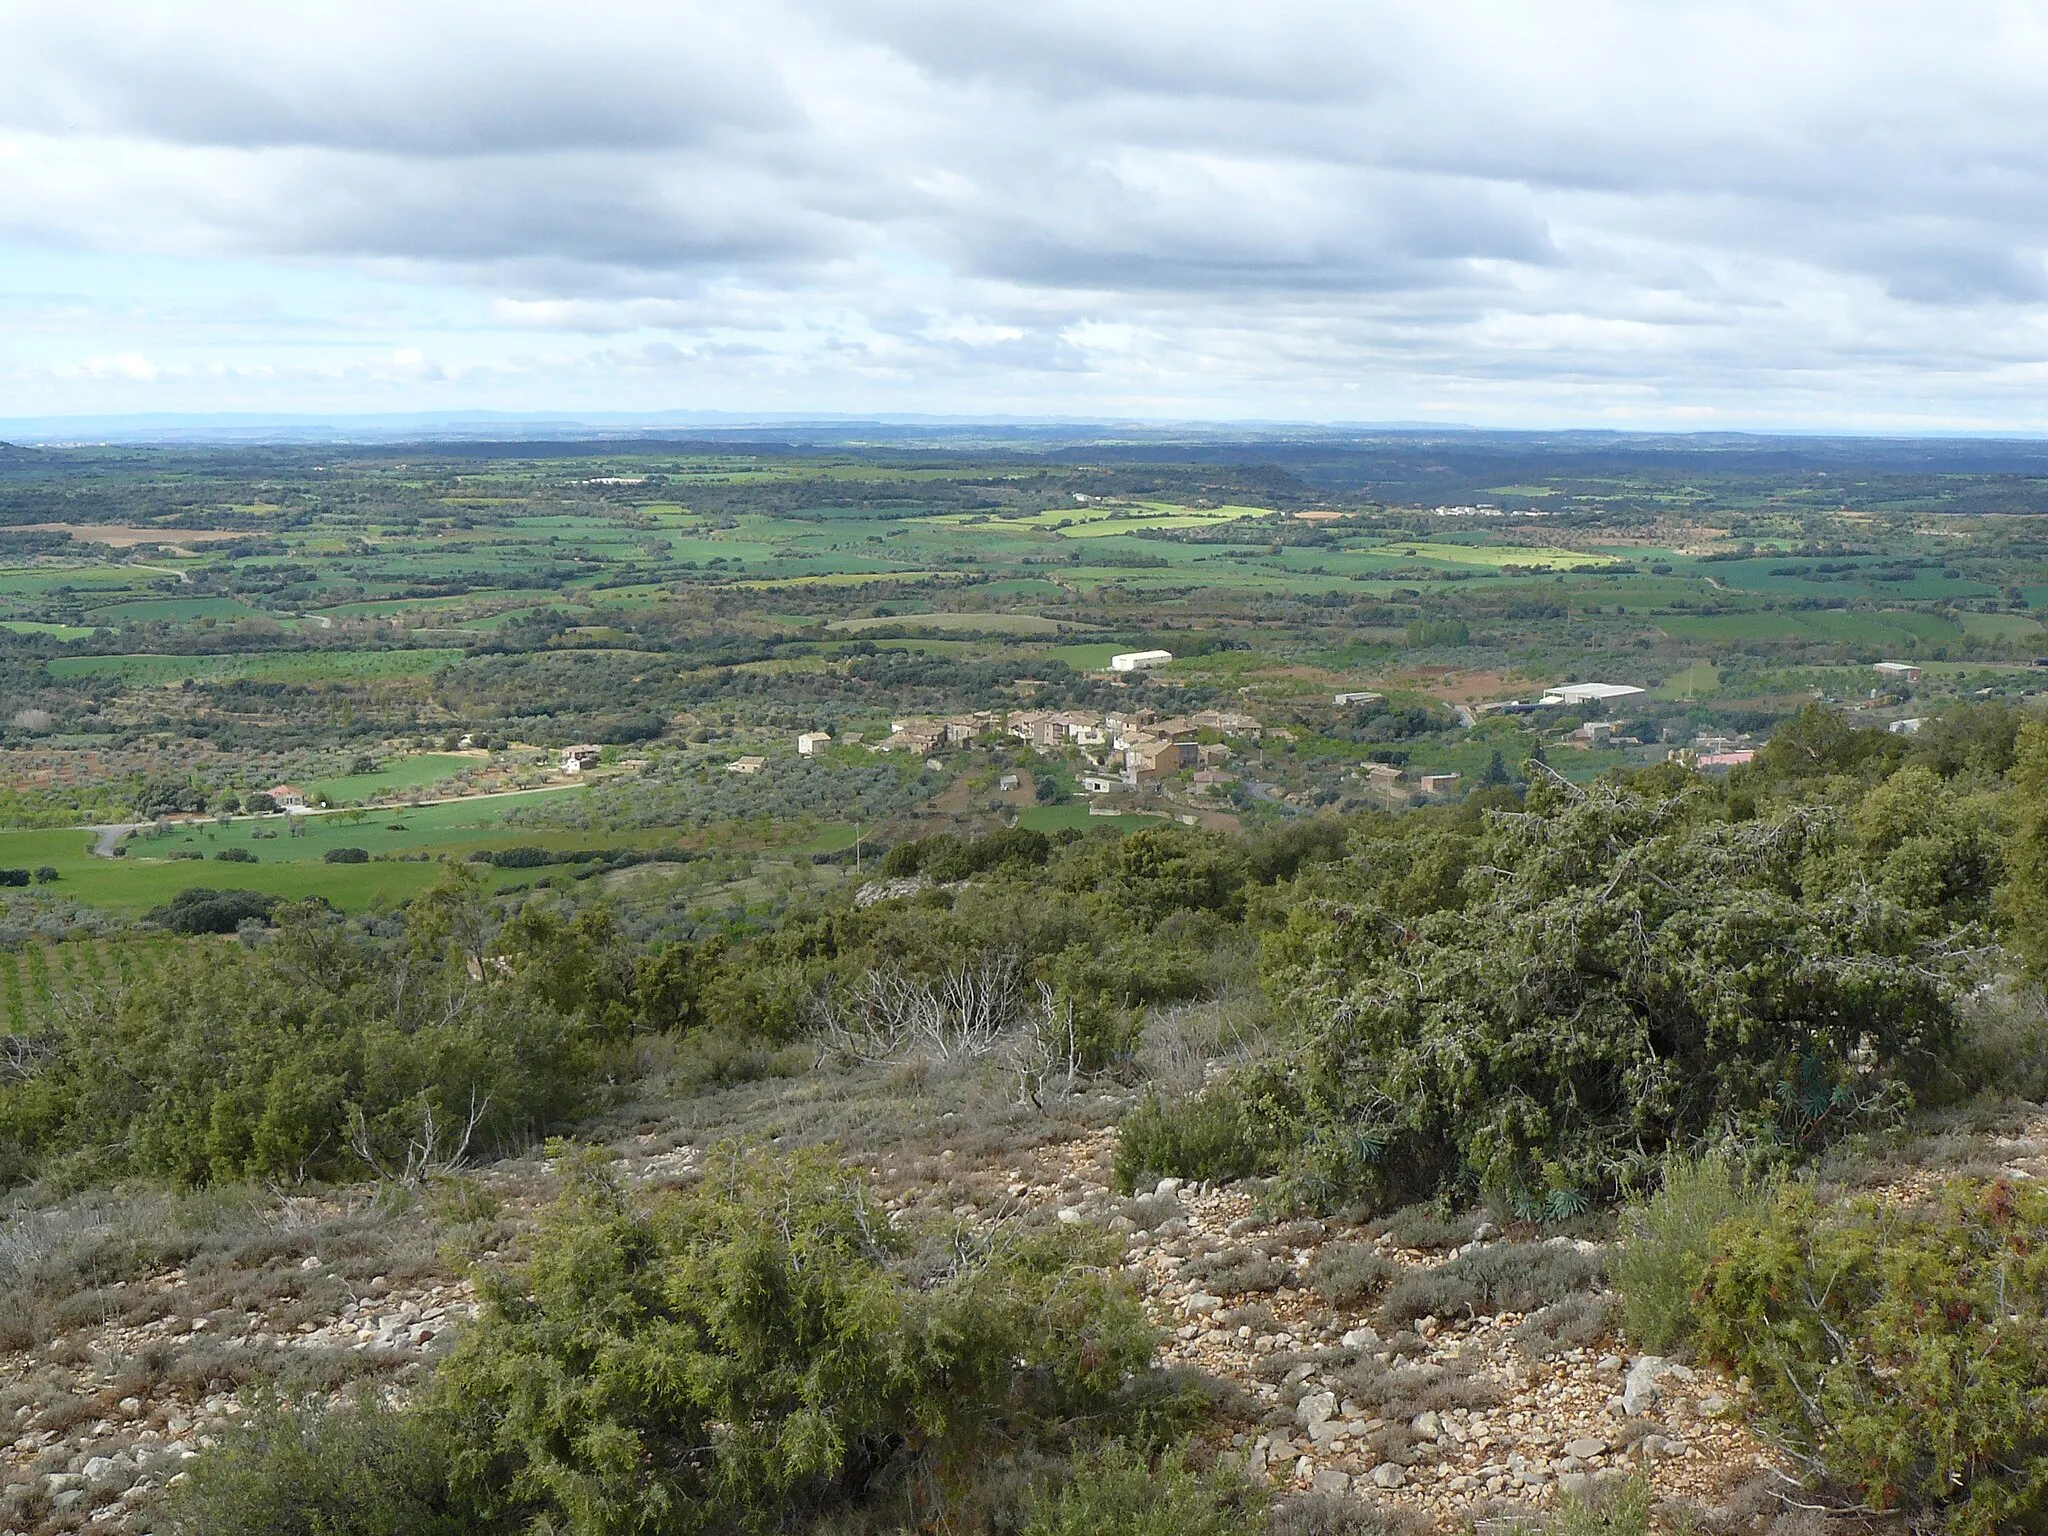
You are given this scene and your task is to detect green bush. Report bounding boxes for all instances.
[1023,1440,1263,1536]
[1614,1151,1771,1353]
[1240,778,1966,1212]
[0,900,602,1187]
[432,1146,1171,1534]
[1697,1178,2048,1535]
[1114,1089,1266,1193]
[324,846,370,864]
[162,1394,483,1536]
[151,886,277,933]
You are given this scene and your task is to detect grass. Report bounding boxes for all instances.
[309,753,477,804]
[1354,540,1626,570]
[825,613,1094,635]
[1017,804,1166,834]
[0,788,619,914]
[47,650,463,684]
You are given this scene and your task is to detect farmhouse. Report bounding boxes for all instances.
[726,756,766,775]
[1109,649,1173,672]
[267,784,309,811]
[559,744,602,773]
[796,731,832,756]
[1874,661,1923,683]
[1418,772,1462,795]
[1333,691,1383,706]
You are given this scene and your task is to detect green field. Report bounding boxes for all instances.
[47,650,465,684]
[0,789,614,914]
[310,753,477,803]
[1017,804,1168,834]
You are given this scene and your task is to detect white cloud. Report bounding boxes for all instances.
[3,0,2048,423]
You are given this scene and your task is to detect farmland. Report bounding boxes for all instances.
[0,427,2046,928]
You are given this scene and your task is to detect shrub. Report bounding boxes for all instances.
[1248,779,1965,1212]
[1114,1089,1266,1193]
[215,847,257,863]
[324,847,370,864]
[1696,1178,2048,1536]
[1269,1489,1434,1536]
[0,897,602,1187]
[1368,1206,1482,1252]
[1337,1355,1500,1419]
[161,1394,481,1536]
[0,869,29,887]
[1512,1293,1619,1358]
[1379,1242,1605,1326]
[1182,1247,1288,1295]
[1024,1440,1263,1536]
[1305,1244,1396,1306]
[433,1146,1172,1533]
[1614,1150,1771,1353]
[151,886,277,934]
[32,866,56,884]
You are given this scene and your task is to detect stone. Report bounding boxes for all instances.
[1055,1207,1084,1225]
[1311,1468,1353,1497]
[1155,1177,1184,1198]
[51,1488,85,1510]
[1565,1436,1606,1460]
[1557,1471,1595,1497]
[1412,1410,1441,1438]
[1340,1325,1381,1350]
[117,1397,143,1418]
[1473,1221,1502,1241]
[1370,1461,1407,1489]
[1295,1390,1337,1431]
[1699,1392,1731,1417]
[1622,1355,1675,1415]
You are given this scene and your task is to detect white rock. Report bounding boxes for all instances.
[1412,1410,1441,1438]
[1370,1461,1407,1489]
[1311,1468,1352,1497]
[1622,1355,1675,1415]
[1699,1392,1731,1417]
[1565,1436,1606,1460]
[1296,1390,1338,1431]
[1341,1326,1381,1350]
[1055,1207,1084,1225]
[1155,1177,1184,1198]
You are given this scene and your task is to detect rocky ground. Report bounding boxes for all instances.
[7,1106,2044,1535]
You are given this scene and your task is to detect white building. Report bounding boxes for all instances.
[559,744,602,773]
[1874,661,1923,683]
[1334,691,1384,706]
[796,731,832,757]
[1110,649,1173,672]
[1537,682,1645,707]
[726,756,766,775]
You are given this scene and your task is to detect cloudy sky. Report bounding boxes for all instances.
[3,1,2048,429]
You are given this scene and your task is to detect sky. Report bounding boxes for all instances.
[4,1,2048,431]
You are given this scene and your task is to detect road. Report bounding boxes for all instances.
[86,822,148,857]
